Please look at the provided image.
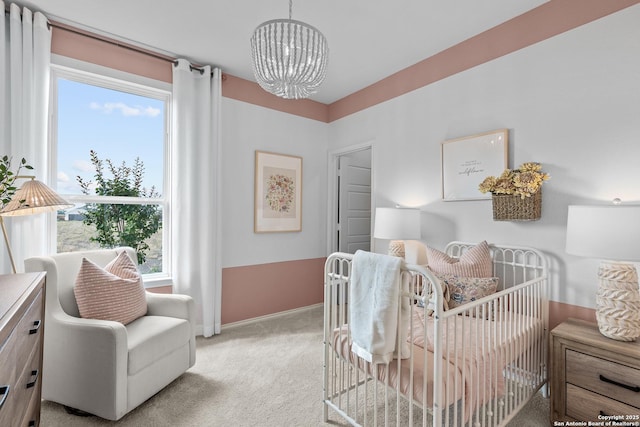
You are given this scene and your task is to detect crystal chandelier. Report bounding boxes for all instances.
[250,0,328,100]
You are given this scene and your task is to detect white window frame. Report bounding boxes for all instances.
[49,56,173,287]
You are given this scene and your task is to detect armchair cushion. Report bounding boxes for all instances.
[126,316,190,375]
[74,251,147,325]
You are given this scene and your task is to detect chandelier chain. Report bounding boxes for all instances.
[289,0,292,20]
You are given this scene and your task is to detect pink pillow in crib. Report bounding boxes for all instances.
[426,241,492,278]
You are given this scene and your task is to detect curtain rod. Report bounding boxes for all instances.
[50,20,217,76]
[49,20,176,64]
[6,8,220,77]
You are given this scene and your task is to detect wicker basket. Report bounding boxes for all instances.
[492,190,542,221]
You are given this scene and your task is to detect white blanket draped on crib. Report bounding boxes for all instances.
[349,250,410,364]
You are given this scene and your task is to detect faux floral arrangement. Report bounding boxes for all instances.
[479,162,550,199]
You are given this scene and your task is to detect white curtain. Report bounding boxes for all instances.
[0,2,52,274]
[171,59,222,337]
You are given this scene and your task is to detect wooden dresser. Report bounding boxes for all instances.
[0,273,46,427]
[551,318,640,422]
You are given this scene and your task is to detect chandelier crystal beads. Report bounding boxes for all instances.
[250,1,328,100]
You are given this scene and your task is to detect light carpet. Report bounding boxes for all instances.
[40,305,550,426]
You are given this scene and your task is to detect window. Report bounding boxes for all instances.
[51,64,171,282]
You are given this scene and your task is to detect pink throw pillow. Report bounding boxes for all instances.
[426,241,493,278]
[74,251,147,325]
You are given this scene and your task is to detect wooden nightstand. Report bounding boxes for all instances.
[551,318,640,422]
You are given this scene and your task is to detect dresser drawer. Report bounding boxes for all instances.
[20,385,41,427]
[567,383,640,421]
[12,339,41,426]
[0,326,17,426]
[566,349,640,408]
[15,289,43,370]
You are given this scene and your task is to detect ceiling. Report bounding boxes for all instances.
[16,0,548,104]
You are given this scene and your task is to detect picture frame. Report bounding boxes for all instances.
[441,129,508,201]
[254,151,303,233]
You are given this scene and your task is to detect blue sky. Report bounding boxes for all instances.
[56,78,165,196]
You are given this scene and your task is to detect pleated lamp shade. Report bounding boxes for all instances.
[0,178,72,216]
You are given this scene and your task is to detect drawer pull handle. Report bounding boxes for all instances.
[29,320,41,334]
[0,385,9,410]
[26,370,39,389]
[599,374,640,392]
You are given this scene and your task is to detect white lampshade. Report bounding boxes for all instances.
[373,207,421,240]
[566,205,640,262]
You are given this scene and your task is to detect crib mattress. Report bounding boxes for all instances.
[331,324,464,408]
[331,309,544,416]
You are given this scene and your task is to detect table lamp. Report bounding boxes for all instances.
[565,204,640,341]
[373,207,421,258]
[0,176,72,273]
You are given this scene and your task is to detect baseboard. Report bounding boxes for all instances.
[220,303,323,331]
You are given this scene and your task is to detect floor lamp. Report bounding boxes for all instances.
[0,176,72,274]
[373,207,421,258]
[566,204,640,341]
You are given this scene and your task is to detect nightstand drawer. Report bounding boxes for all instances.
[567,349,640,408]
[567,383,640,421]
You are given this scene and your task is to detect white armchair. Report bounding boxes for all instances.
[25,247,196,421]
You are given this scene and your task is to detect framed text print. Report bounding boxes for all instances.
[441,129,508,201]
[254,151,303,233]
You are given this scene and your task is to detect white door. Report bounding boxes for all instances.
[338,149,372,253]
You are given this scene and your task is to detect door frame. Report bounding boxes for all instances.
[326,141,375,255]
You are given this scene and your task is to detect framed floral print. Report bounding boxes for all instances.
[441,129,508,201]
[254,151,302,233]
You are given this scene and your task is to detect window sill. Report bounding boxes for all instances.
[142,274,173,290]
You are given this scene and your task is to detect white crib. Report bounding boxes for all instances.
[323,242,548,427]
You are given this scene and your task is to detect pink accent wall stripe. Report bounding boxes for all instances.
[221,258,325,325]
[154,261,597,329]
[222,75,330,122]
[327,0,640,122]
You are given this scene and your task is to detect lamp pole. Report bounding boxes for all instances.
[0,216,17,274]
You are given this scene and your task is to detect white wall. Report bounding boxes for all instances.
[328,6,640,309]
[221,98,329,268]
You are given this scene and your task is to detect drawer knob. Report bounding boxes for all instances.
[26,370,39,389]
[28,320,41,335]
[0,385,9,410]
[599,374,640,393]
